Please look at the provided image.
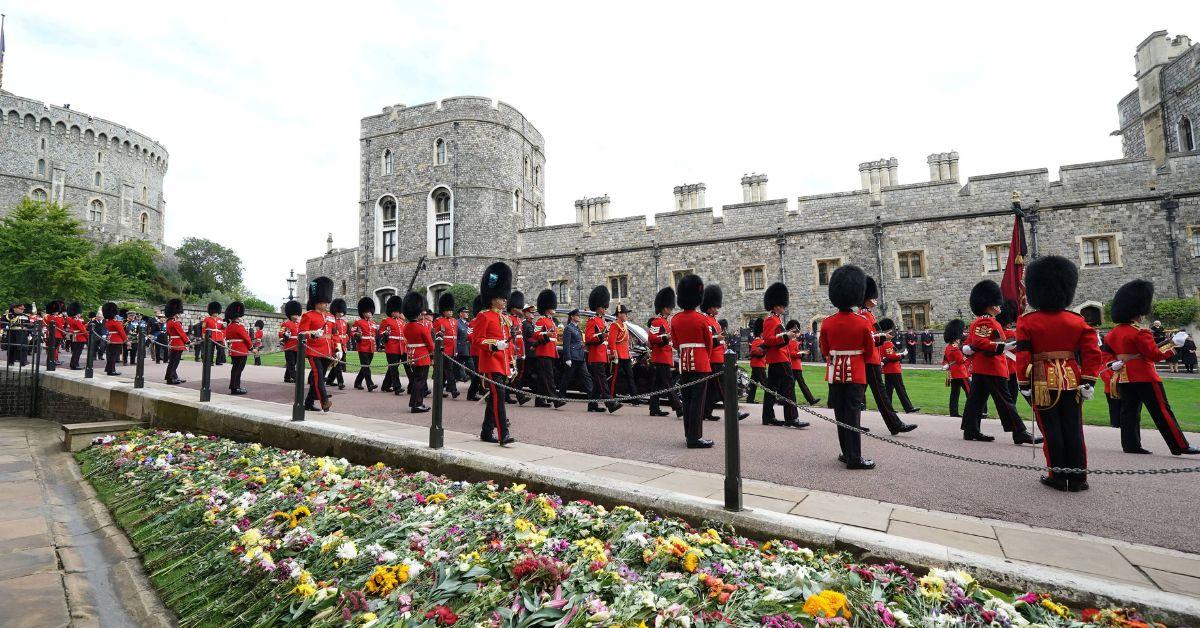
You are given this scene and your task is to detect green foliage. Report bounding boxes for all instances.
[242,296,276,313]
[197,290,276,314]
[0,200,102,305]
[175,237,243,295]
[445,283,478,310]
[94,240,163,300]
[1152,298,1200,328]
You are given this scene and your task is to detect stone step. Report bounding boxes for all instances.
[61,421,146,452]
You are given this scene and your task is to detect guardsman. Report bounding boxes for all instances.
[66,302,87,370]
[647,287,681,417]
[102,302,126,376]
[190,319,203,362]
[760,283,806,428]
[325,299,348,390]
[476,262,515,444]
[43,300,64,366]
[466,296,484,401]
[610,304,639,403]
[922,329,934,364]
[252,320,265,366]
[1013,256,1104,491]
[858,277,918,435]
[225,301,251,395]
[878,318,919,413]
[819,264,876,470]
[4,303,30,366]
[1106,279,1199,456]
[433,293,459,398]
[960,280,1041,445]
[352,297,379,391]
[1099,337,1123,428]
[280,300,302,382]
[455,306,471,385]
[746,317,766,405]
[941,320,969,417]
[202,301,226,366]
[299,277,335,412]
[164,298,188,384]
[521,303,538,395]
[379,296,406,394]
[701,286,725,421]
[584,286,621,413]
[532,289,565,408]
[905,329,919,365]
[787,320,821,406]
[672,274,714,449]
[402,291,433,413]
[504,292,530,405]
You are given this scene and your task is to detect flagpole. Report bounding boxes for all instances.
[0,14,7,93]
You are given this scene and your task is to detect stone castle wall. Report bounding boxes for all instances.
[0,91,168,247]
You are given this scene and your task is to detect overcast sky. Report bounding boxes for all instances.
[3,2,1189,304]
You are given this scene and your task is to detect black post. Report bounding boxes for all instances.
[199,330,212,402]
[29,322,43,418]
[430,336,445,448]
[722,349,742,512]
[84,325,95,379]
[46,320,56,372]
[134,326,146,389]
[292,335,306,421]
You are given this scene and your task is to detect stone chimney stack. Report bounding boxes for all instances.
[926,151,960,182]
[857,158,899,198]
[575,195,611,226]
[673,183,706,210]
[741,174,768,202]
[326,233,334,254]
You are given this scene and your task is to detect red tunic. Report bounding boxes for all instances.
[44,313,65,344]
[280,320,299,351]
[671,310,714,372]
[330,318,348,353]
[253,328,264,351]
[202,315,225,343]
[788,338,805,371]
[748,337,766,369]
[298,310,331,357]
[508,314,525,360]
[965,315,1009,377]
[67,316,88,343]
[433,316,457,355]
[1013,310,1102,394]
[167,319,189,351]
[473,309,510,375]
[468,315,479,358]
[943,343,969,379]
[534,316,559,359]
[706,314,724,366]
[1101,323,1174,384]
[584,317,609,363]
[380,317,404,355]
[880,340,904,375]
[857,309,882,366]
[105,319,127,344]
[819,311,873,384]
[647,315,673,366]
[353,319,377,353]
[609,320,632,360]
[404,321,434,366]
[761,314,789,364]
[225,322,252,357]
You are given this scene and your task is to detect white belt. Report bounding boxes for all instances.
[409,343,426,348]
[829,350,862,356]
[443,335,455,340]
[679,343,705,349]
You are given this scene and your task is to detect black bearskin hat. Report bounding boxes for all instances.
[1025,255,1077,313]
[254,320,264,329]
[536,289,557,314]
[676,274,704,310]
[786,319,801,332]
[357,297,376,315]
[997,300,1018,327]
[164,298,183,318]
[470,295,484,317]
[225,301,245,320]
[330,298,347,315]
[763,282,788,310]
[385,294,404,316]
[66,302,82,317]
[863,276,879,303]
[207,301,222,315]
[480,262,513,304]
[828,265,867,311]
[101,302,118,320]
[750,317,763,336]
[401,291,425,321]
[701,284,723,311]
[969,280,1003,316]
[45,300,60,315]
[943,319,965,344]
[438,292,455,314]
[588,285,610,311]
[508,291,526,312]
[1112,279,1154,324]
[307,277,334,309]
[878,317,896,332]
[283,300,303,318]
[654,287,676,313]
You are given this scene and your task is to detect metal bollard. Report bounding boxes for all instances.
[430,336,445,449]
[200,330,212,402]
[30,323,43,418]
[134,326,146,388]
[723,349,743,512]
[292,335,306,421]
[84,329,95,379]
[46,321,57,372]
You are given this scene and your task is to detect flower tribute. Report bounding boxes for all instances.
[78,430,1165,627]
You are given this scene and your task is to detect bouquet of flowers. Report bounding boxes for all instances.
[77,430,1165,627]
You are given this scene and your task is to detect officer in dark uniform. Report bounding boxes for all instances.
[4,303,31,366]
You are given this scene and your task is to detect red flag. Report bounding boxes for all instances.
[1000,213,1028,315]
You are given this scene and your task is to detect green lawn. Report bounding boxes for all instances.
[743,364,1200,433]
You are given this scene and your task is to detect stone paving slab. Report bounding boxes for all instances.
[887,520,1006,557]
[0,572,69,628]
[1144,568,1200,597]
[995,527,1152,585]
[790,492,893,531]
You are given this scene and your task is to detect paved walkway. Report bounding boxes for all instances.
[0,418,170,628]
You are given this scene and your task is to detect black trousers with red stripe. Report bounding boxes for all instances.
[746,366,766,404]
[649,363,682,415]
[1118,381,1191,454]
[829,383,865,462]
[948,378,970,417]
[793,366,819,405]
[229,355,247,391]
[865,364,905,432]
[612,358,638,399]
[883,372,916,413]
[762,362,797,421]
[355,351,376,389]
[481,373,509,439]
[1032,393,1087,483]
[305,357,329,407]
[961,373,1029,439]
[588,361,615,410]
[679,371,708,442]
[408,365,429,409]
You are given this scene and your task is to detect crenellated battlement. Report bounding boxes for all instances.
[361,95,544,148]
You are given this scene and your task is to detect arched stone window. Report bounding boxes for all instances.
[94,171,103,187]
[140,212,149,234]
[523,156,530,180]
[1181,116,1195,152]
[435,138,447,165]
[142,186,148,203]
[429,187,453,257]
[377,195,398,262]
[30,188,48,202]
[37,159,46,176]
[513,189,521,214]
[534,165,540,187]
[381,149,393,175]
[88,200,105,223]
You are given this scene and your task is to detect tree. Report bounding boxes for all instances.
[242,296,276,312]
[1152,298,1200,328]
[0,200,102,305]
[94,240,163,299]
[446,283,479,311]
[176,237,243,296]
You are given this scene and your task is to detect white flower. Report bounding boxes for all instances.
[402,558,423,579]
[891,608,913,627]
[379,550,397,563]
[335,540,358,560]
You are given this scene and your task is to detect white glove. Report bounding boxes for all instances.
[1109,360,1124,372]
[1173,331,1188,347]
[1079,384,1094,401]
[1004,341,1017,352]
[1003,350,1016,361]
[1019,387,1032,398]
[565,360,572,367]
[961,345,975,356]
[494,340,508,351]
[311,329,324,338]
[941,364,950,371]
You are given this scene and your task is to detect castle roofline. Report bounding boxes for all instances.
[0,90,169,158]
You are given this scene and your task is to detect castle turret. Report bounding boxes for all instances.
[1120,31,1195,164]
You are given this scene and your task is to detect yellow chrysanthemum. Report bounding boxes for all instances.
[918,575,946,600]
[1042,598,1070,618]
[364,565,408,596]
[802,590,852,619]
[427,492,449,504]
[682,551,700,573]
[292,582,317,598]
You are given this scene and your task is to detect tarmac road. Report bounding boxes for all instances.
[128,357,1200,552]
